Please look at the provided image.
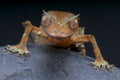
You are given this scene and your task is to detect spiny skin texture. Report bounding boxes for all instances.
[4,10,113,71]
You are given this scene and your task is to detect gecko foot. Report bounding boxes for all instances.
[3,45,30,57]
[79,49,86,56]
[91,60,114,71]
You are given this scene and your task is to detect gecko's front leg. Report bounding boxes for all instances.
[4,21,45,56]
[71,33,114,71]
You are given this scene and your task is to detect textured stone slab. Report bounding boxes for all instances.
[0,44,120,80]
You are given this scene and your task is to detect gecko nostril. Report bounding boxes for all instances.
[53,30,57,33]
[61,32,64,34]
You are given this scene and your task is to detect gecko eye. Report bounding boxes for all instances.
[41,15,51,27]
[69,19,79,29]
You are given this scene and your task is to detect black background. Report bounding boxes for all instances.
[0,1,120,68]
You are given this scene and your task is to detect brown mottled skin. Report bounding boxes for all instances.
[4,10,113,70]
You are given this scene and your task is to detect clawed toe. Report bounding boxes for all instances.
[3,45,17,54]
[106,64,115,71]
[18,51,30,57]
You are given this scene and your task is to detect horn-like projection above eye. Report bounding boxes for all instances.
[60,14,80,27]
[43,10,56,21]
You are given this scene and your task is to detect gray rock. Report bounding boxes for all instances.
[0,44,120,80]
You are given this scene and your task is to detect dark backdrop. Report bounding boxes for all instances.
[0,1,120,68]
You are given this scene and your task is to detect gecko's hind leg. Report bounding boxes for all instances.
[69,43,86,56]
[76,43,86,56]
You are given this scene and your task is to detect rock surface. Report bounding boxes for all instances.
[0,44,120,80]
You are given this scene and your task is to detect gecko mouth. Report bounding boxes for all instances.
[43,29,75,39]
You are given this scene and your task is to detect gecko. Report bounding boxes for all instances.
[4,10,113,70]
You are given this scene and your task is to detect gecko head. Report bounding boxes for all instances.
[41,10,80,38]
